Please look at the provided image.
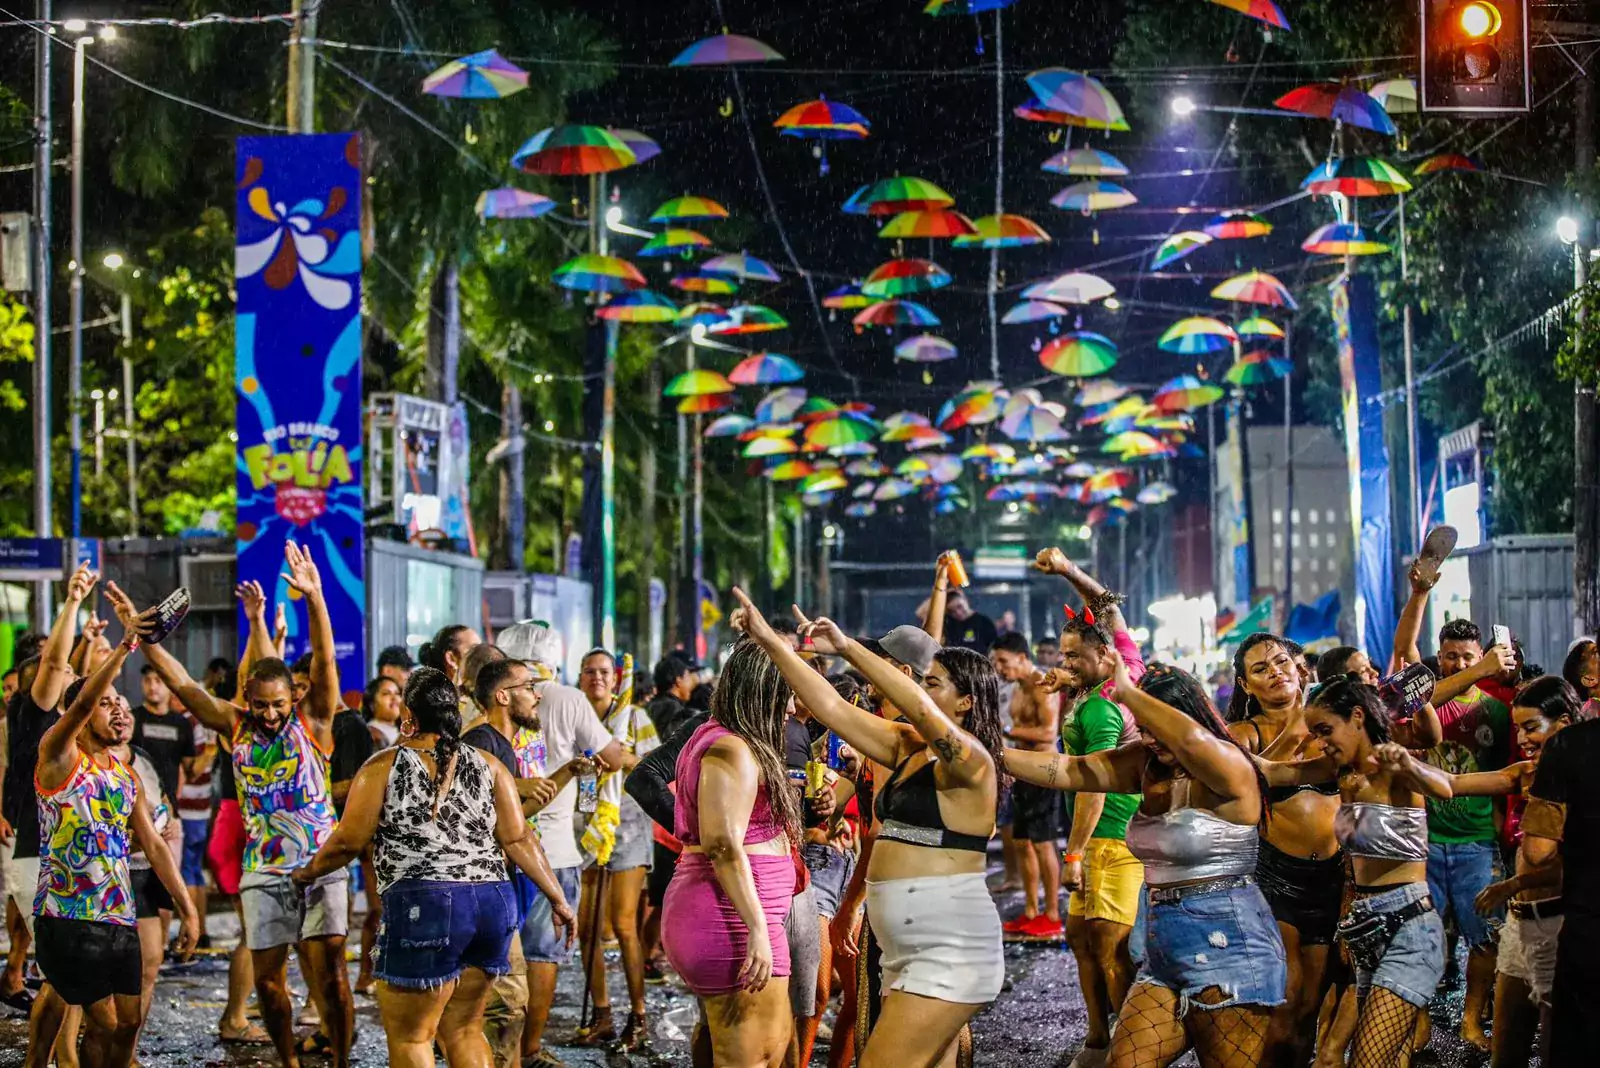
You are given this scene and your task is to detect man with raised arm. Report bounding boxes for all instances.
[129,543,352,1068]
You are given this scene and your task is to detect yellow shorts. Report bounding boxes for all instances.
[1067,837,1144,927]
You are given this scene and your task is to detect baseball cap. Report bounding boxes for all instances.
[498,621,564,679]
[878,625,939,677]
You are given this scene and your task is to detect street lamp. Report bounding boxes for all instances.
[95,249,138,534]
[1558,215,1582,246]
[1170,94,1197,117]
[101,251,123,271]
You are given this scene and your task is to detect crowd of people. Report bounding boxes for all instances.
[0,532,1596,1068]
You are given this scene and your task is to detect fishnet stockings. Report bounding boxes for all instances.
[1350,988,1422,1068]
[1108,982,1273,1068]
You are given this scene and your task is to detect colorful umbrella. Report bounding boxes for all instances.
[1152,230,1213,268]
[664,369,735,397]
[1040,332,1119,377]
[1302,222,1391,256]
[1204,211,1272,239]
[766,459,817,482]
[1205,0,1290,29]
[475,187,556,220]
[938,390,1003,431]
[596,289,678,323]
[805,417,878,450]
[609,129,662,165]
[854,300,941,328]
[1024,69,1130,131]
[874,478,918,501]
[823,283,871,310]
[774,97,870,138]
[677,302,730,328]
[552,253,646,294]
[825,441,877,459]
[1213,270,1299,309]
[639,229,712,258]
[677,393,734,415]
[729,352,805,385]
[755,388,807,423]
[705,414,755,438]
[863,258,952,298]
[841,185,872,216]
[1082,397,1144,427]
[894,334,958,363]
[1236,315,1285,340]
[709,304,789,335]
[1301,157,1412,196]
[1105,430,1171,458]
[962,443,1016,461]
[742,434,798,458]
[1022,271,1114,304]
[1275,83,1397,135]
[1368,79,1418,116]
[795,398,842,423]
[513,126,636,176]
[884,425,951,450]
[670,34,783,66]
[859,176,956,215]
[844,501,878,518]
[1225,350,1293,385]
[1041,147,1129,177]
[801,470,849,494]
[1002,299,1069,324]
[879,210,978,239]
[1052,181,1138,213]
[881,411,931,432]
[1415,153,1484,175]
[1137,481,1177,505]
[953,213,1050,248]
[702,252,781,283]
[1153,375,1225,413]
[422,49,529,98]
[1002,405,1068,443]
[671,274,739,296]
[650,196,729,223]
[1076,381,1129,407]
[1159,317,1238,354]
[846,459,888,477]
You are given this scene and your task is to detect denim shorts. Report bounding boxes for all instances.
[181,818,210,888]
[1348,882,1445,1008]
[1426,840,1503,949]
[1140,880,1287,1009]
[520,865,580,965]
[801,842,856,919]
[375,879,518,990]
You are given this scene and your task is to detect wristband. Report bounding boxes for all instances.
[1062,852,1084,863]
[119,635,140,653]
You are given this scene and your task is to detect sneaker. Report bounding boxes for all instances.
[522,1049,567,1068]
[1021,915,1064,940]
[1002,914,1037,934]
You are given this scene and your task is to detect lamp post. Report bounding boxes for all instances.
[1561,213,1599,633]
[67,28,89,539]
[101,252,137,535]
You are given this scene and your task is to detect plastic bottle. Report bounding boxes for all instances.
[577,749,599,814]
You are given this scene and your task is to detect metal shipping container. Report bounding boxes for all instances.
[1462,534,1576,675]
[366,538,484,668]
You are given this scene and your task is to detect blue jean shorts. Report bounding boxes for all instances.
[520,865,580,965]
[181,818,210,888]
[1348,882,1446,1008]
[801,842,856,920]
[374,879,517,990]
[1140,880,1287,1009]
[1426,840,1503,949]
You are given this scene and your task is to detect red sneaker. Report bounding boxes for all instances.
[1002,914,1037,934]
[1022,915,1065,939]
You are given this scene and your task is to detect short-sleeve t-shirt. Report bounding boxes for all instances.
[1425,686,1511,843]
[6,690,58,860]
[1062,694,1142,840]
[1529,717,1600,922]
[131,705,195,809]
[464,721,518,776]
[329,709,376,817]
[530,682,615,870]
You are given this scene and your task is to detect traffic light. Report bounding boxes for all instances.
[1420,0,1530,114]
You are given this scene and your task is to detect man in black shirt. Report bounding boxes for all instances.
[130,663,195,807]
[942,590,999,654]
[645,655,697,741]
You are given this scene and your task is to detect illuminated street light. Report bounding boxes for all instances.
[102,252,124,271]
[1170,95,1197,117]
[62,18,86,32]
[1557,215,1581,245]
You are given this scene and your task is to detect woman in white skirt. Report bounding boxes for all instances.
[731,589,1004,1068]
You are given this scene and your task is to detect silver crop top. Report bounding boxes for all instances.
[1334,803,1429,862]
[1125,793,1260,886]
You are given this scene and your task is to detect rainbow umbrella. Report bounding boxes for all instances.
[881,411,930,432]
[1076,381,1128,407]
[664,369,735,397]
[823,283,871,310]
[1051,181,1138,212]
[422,49,529,98]
[609,129,661,165]
[874,479,918,501]
[1415,153,1484,175]
[795,397,843,423]
[1205,0,1290,29]
[475,187,556,220]
[883,423,950,448]
[1213,270,1299,309]
[1041,147,1129,177]
[766,459,817,482]
[805,417,878,450]
[1303,222,1390,256]
[863,258,952,298]
[755,387,807,423]
[826,441,877,459]
[1368,79,1418,116]
[1225,350,1293,386]
[639,229,712,258]
[774,96,870,138]
[1082,396,1144,426]
[552,253,646,294]
[650,195,729,223]
[1134,408,1194,432]
[671,274,739,296]
[1002,405,1067,443]
[670,34,783,66]
[1301,157,1412,196]
[859,176,956,215]
[1153,375,1225,413]
[677,302,730,328]
[1276,83,1397,135]
[938,389,1003,431]
[800,489,837,508]
[1040,332,1118,377]
[847,459,888,477]
[709,304,789,335]
[513,126,636,176]
[1022,271,1114,304]
[1137,481,1177,505]
[894,334,958,363]
[879,210,978,239]
[802,470,849,494]
[1082,468,1132,495]
[596,290,678,323]
[729,353,804,385]
[1105,429,1172,456]
[1237,315,1285,340]
[1152,230,1214,268]
[1204,211,1272,239]
[705,414,755,438]
[1024,69,1130,131]
[677,393,735,415]
[702,252,781,283]
[740,422,797,441]
[1002,299,1069,324]
[841,185,872,216]
[1159,317,1238,354]
[742,435,798,458]
[953,213,1050,248]
[844,501,878,518]
[854,300,940,328]
[962,443,1016,461]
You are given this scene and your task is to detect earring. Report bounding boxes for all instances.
[400,716,417,739]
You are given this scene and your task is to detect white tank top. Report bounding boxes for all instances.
[373,745,508,894]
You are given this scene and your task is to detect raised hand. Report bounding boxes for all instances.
[234,579,267,619]
[82,612,109,644]
[792,606,849,656]
[273,601,288,645]
[104,581,157,640]
[282,541,323,597]
[728,586,780,646]
[1032,547,1071,576]
[65,561,99,604]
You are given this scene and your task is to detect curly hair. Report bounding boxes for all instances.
[933,647,1011,791]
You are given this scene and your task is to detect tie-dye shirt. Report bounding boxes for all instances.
[233,712,337,876]
[512,726,546,838]
[34,751,138,926]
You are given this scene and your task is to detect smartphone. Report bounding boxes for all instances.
[1491,624,1511,650]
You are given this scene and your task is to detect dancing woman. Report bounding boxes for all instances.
[1008,654,1285,1068]
[731,589,1005,1068]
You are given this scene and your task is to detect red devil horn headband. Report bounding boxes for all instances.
[1063,605,1097,626]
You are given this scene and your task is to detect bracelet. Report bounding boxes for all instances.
[1062,852,1084,863]
[119,636,140,653]
[1084,589,1126,617]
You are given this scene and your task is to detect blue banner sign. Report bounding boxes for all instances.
[0,538,100,580]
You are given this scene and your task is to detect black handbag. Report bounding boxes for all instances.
[1336,896,1433,972]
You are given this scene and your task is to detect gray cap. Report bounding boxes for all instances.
[878,625,939,677]
[497,621,564,672]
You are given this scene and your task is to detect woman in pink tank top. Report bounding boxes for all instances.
[660,640,802,1066]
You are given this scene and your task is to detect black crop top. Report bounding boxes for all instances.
[874,756,990,853]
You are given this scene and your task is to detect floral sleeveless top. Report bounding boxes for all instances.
[35,751,138,926]
[233,712,337,876]
[511,726,546,837]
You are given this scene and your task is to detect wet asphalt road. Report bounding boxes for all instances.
[0,890,1517,1067]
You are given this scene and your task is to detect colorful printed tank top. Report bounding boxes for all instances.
[511,726,546,837]
[233,712,337,876]
[34,751,138,926]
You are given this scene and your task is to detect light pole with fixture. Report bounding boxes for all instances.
[1561,213,1599,632]
[101,251,138,534]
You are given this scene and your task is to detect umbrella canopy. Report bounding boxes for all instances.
[1213,269,1299,309]
[513,126,636,175]
[677,302,730,328]
[1204,211,1272,239]
[1024,69,1130,131]
[804,417,878,450]
[742,435,798,458]
[1303,222,1391,256]
[854,300,941,328]
[859,176,956,215]
[863,258,952,298]
[729,353,805,385]
[1002,406,1067,442]
[552,253,646,294]
[709,304,789,335]
[1051,180,1138,212]
[1002,299,1070,324]
[596,289,678,323]
[670,34,783,66]
[1205,0,1290,29]
[671,274,739,295]
[1083,396,1145,426]
[801,470,849,494]
[844,501,878,518]
[1415,153,1484,175]
[1077,381,1129,407]
[952,213,1051,248]
[1153,375,1225,412]
[874,478,918,501]
[1236,315,1285,340]
[609,129,661,165]
[882,411,932,431]
[774,97,870,139]
[1302,157,1412,196]
[650,195,730,223]
[894,334,958,363]
[1368,78,1418,115]
[755,388,807,423]
[1040,332,1118,377]
[1041,147,1129,177]
[705,414,755,438]
[1152,230,1214,268]
[475,187,555,220]
[1158,316,1238,354]
[766,459,818,482]
[1225,350,1293,385]
[1105,430,1172,457]
[1276,82,1397,135]
[677,393,735,415]
[823,283,871,309]
[664,369,735,397]
[1137,481,1177,505]
[879,210,978,239]
[846,458,888,477]
[422,49,529,98]
[962,443,1016,461]
[1022,271,1115,304]
[702,252,781,283]
[639,228,712,257]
